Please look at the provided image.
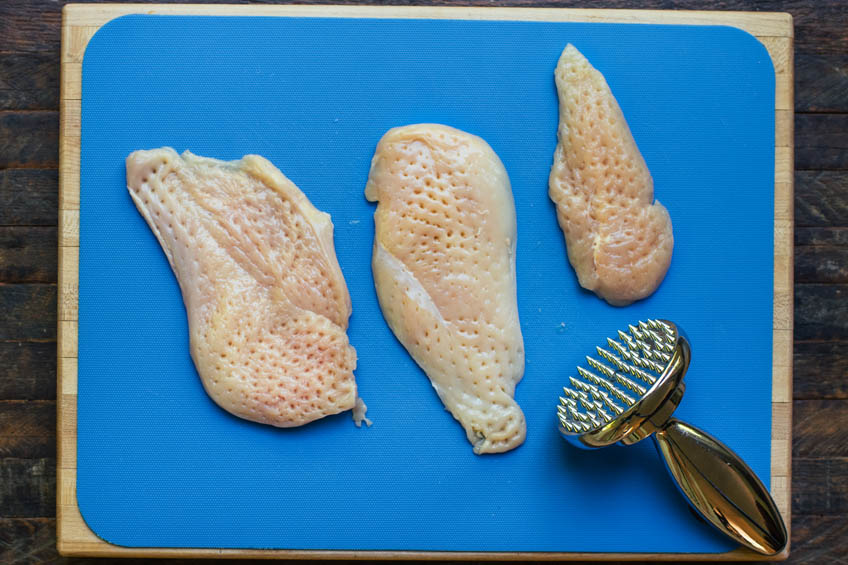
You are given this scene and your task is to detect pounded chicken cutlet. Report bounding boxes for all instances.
[365,124,526,454]
[549,45,673,306]
[126,148,361,427]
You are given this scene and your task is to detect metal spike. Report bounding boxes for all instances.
[577,366,635,407]
[611,372,647,396]
[598,389,625,415]
[592,401,612,423]
[627,362,659,385]
[638,338,671,363]
[584,357,646,399]
[597,346,626,371]
[628,324,646,341]
[559,396,579,412]
[647,319,660,330]
[608,338,628,357]
[557,404,575,420]
[561,404,596,426]
[656,320,675,338]
[658,341,675,354]
[586,356,616,379]
[560,420,579,433]
[563,389,594,415]
[635,338,667,363]
[567,378,597,410]
[617,330,639,351]
[572,376,623,414]
[639,320,651,332]
[646,329,664,345]
[605,339,663,379]
[629,349,664,375]
[615,351,657,383]
[645,329,675,356]
[646,357,667,374]
[634,337,654,355]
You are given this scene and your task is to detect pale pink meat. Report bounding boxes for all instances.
[366,124,525,454]
[126,148,359,427]
[549,45,674,306]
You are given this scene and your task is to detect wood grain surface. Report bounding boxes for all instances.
[0,0,844,563]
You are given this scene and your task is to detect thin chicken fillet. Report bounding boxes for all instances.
[549,45,673,306]
[126,148,360,427]
[365,124,526,454]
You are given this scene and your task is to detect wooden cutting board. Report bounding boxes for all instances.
[57,3,793,559]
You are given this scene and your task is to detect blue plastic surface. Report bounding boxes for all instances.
[78,15,775,552]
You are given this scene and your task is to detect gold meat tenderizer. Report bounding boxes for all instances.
[558,319,787,555]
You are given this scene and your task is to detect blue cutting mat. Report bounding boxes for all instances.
[78,15,775,553]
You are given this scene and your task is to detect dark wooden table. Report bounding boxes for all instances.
[1,1,845,563]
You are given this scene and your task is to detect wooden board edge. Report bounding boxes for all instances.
[57,8,81,555]
[60,4,793,63]
[770,27,793,558]
[57,4,794,559]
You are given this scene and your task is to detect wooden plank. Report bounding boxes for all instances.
[25,0,848,60]
[0,284,56,341]
[59,209,78,247]
[794,284,848,341]
[0,52,58,111]
[795,52,848,113]
[758,36,791,78]
[0,1,62,54]
[772,329,792,404]
[790,515,848,565]
[758,36,792,111]
[57,394,76,473]
[0,458,55,518]
[0,169,58,227]
[0,111,58,169]
[775,146,793,184]
[56,320,76,359]
[0,517,57,564]
[58,134,79,213]
[59,25,99,64]
[794,400,848,458]
[794,342,848,400]
[772,402,791,477]
[61,4,795,37]
[775,109,792,149]
[795,228,848,284]
[795,171,848,227]
[795,114,848,171]
[0,342,56,401]
[57,4,794,559]
[61,62,81,101]
[0,400,55,459]
[793,457,848,515]
[58,244,77,322]
[0,227,57,283]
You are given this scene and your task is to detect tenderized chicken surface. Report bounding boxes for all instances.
[365,124,526,454]
[549,44,673,306]
[126,148,359,427]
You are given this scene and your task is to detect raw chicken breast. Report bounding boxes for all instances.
[549,44,673,306]
[365,124,526,454]
[126,148,359,427]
